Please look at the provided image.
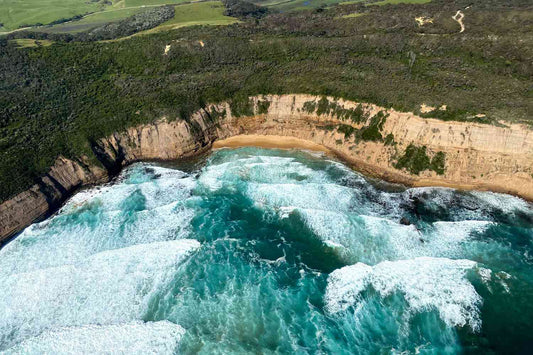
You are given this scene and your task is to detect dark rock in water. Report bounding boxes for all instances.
[400,217,411,225]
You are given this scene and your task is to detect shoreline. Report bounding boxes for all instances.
[213,135,331,153]
[213,134,533,201]
[2,94,532,244]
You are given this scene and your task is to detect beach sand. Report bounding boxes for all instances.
[213,135,331,153]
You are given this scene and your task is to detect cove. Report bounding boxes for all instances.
[0,147,532,353]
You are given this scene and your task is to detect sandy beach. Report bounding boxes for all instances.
[213,134,533,201]
[213,135,331,153]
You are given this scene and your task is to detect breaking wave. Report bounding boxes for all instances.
[1,147,531,353]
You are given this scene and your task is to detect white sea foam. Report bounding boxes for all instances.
[496,271,512,293]
[431,220,493,240]
[404,186,456,200]
[198,155,327,191]
[325,257,483,331]
[3,321,185,355]
[0,201,195,276]
[469,191,532,215]
[65,164,195,213]
[295,207,494,263]
[0,164,196,276]
[478,267,492,284]
[248,183,354,212]
[0,239,200,349]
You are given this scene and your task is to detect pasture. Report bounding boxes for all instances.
[44,7,143,33]
[0,0,104,31]
[143,1,238,33]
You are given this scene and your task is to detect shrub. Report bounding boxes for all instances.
[395,144,446,175]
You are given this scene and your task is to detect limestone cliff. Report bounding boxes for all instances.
[1,94,532,243]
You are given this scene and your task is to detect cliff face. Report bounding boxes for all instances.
[0,157,107,242]
[1,94,532,243]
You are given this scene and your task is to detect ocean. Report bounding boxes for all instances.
[1,147,532,354]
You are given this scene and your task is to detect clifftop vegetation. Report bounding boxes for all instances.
[0,0,531,201]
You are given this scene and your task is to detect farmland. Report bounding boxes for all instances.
[0,0,190,33]
[0,0,108,31]
[147,1,239,32]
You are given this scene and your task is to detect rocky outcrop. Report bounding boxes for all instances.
[1,94,532,244]
[0,157,107,243]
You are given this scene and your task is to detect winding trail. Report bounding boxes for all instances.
[452,10,465,33]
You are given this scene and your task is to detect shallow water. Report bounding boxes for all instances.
[1,147,532,354]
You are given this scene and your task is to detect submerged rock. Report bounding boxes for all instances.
[400,217,411,225]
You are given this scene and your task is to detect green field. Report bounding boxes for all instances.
[142,1,238,33]
[0,0,436,33]
[0,0,105,31]
[256,0,431,11]
[0,0,189,33]
[339,12,366,18]
[43,7,144,33]
[8,38,53,47]
[262,0,343,12]
[338,0,365,4]
[125,0,188,6]
[370,0,431,5]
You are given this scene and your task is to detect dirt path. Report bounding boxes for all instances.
[452,10,465,33]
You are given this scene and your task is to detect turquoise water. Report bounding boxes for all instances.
[1,147,532,354]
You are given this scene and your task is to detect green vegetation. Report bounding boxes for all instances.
[257,98,271,114]
[370,0,431,6]
[254,0,429,12]
[395,144,445,175]
[339,12,366,18]
[266,0,340,12]
[0,0,530,201]
[9,39,53,48]
[125,0,188,5]
[339,1,366,5]
[229,96,255,117]
[0,0,192,34]
[147,1,238,33]
[430,151,445,175]
[333,111,388,142]
[303,98,368,124]
[336,124,358,139]
[0,0,105,31]
[306,97,389,142]
[43,7,144,34]
[359,111,388,141]
[384,133,395,146]
[8,6,176,41]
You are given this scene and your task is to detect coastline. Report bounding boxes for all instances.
[214,134,533,200]
[213,135,331,153]
[1,94,532,244]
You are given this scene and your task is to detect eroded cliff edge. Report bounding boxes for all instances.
[1,94,532,243]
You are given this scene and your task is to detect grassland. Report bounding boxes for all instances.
[43,7,144,33]
[125,0,188,6]
[0,0,105,31]
[261,0,342,12]
[0,0,434,35]
[137,1,238,34]
[338,12,366,18]
[370,0,431,5]
[338,0,365,4]
[255,0,431,11]
[8,38,53,48]
[0,0,189,34]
